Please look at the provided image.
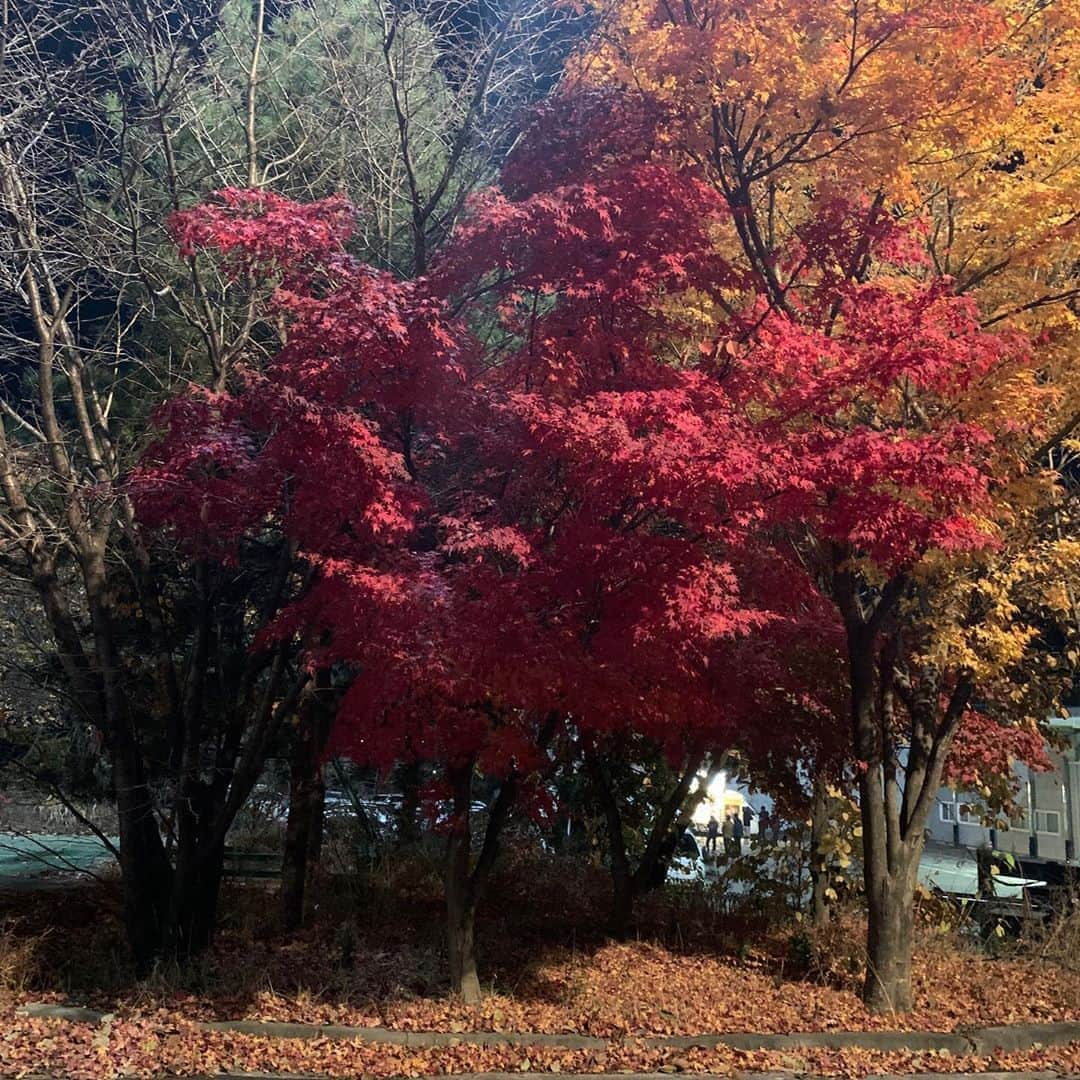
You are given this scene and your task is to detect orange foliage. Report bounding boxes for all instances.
[579,0,1080,826]
[580,0,1080,507]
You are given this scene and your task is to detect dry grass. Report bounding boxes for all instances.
[0,917,43,992]
[1032,896,1080,973]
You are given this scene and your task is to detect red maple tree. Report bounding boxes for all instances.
[136,81,1036,1009]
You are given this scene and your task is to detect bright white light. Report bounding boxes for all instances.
[691,769,744,825]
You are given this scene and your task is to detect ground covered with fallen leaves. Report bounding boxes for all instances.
[2,853,1079,1076]
[4,1006,1080,1080]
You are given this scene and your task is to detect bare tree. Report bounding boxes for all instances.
[373,0,583,273]
[0,0,333,967]
[0,0,587,965]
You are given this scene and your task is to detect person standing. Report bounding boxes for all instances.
[721,813,735,857]
[758,807,772,844]
[732,812,745,855]
[706,814,719,855]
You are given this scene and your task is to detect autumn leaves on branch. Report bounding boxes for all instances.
[130,0,1079,1010]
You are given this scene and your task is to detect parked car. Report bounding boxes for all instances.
[667,830,707,884]
[323,789,355,820]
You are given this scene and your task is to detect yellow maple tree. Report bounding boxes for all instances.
[572,0,1080,1013]
[581,0,1080,445]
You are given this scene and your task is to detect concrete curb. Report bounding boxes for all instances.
[19,1003,108,1024]
[644,1030,975,1054]
[967,1023,1080,1054]
[118,1073,1078,1080]
[31,1073,1075,1080]
[16,1002,1080,1057]
[865,1075,1065,1080]
[192,1074,805,1080]
[197,1019,609,1049]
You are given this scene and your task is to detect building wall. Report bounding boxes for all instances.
[1031,761,1069,861]
[925,805,955,848]
[930,718,1080,865]
[1069,760,1080,861]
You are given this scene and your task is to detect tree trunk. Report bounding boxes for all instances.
[810,772,831,929]
[281,678,333,931]
[445,850,481,1003]
[976,844,994,899]
[170,837,226,959]
[848,631,968,1010]
[113,745,172,976]
[281,782,314,932]
[633,748,711,896]
[834,563,954,1014]
[115,766,226,973]
[586,744,718,933]
[443,753,525,1002]
[191,849,225,954]
[847,610,911,1013]
[308,765,327,869]
[863,848,918,1013]
[396,760,421,848]
[584,747,635,937]
[280,758,326,931]
[446,765,481,1003]
[610,865,634,939]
